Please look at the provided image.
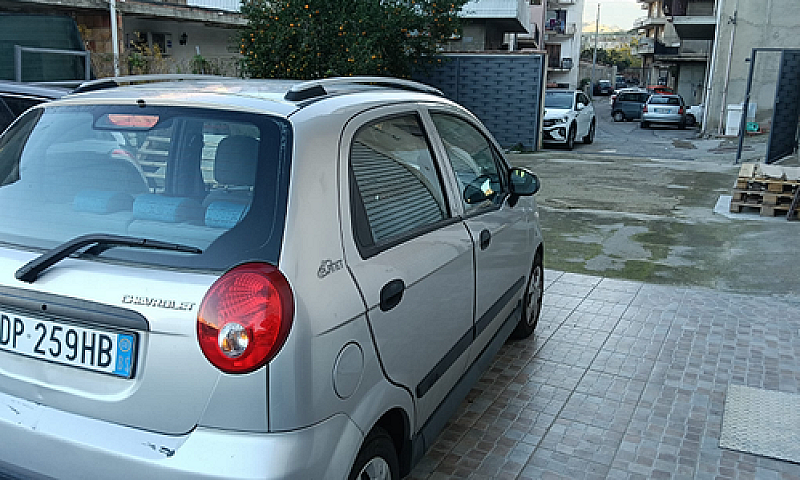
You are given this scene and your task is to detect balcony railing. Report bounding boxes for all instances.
[187,0,241,12]
[547,57,573,70]
[544,21,576,36]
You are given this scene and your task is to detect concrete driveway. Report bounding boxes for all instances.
[410,105,800,479]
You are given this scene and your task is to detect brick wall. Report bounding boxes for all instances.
[414,53,545,150]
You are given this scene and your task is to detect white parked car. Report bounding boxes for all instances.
[0,76,544,479]
[542,90,596,150]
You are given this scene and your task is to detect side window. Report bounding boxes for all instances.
[430,113,506,211]
[578,93,590,106]
[350,114,448,247]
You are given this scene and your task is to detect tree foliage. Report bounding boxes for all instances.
[240,0,467,79]
[580,46,642,72]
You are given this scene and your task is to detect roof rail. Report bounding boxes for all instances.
[71,74,228,94]
[284,77,443,102]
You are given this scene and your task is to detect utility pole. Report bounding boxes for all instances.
[591,3,600,96]
[110,0,120,76]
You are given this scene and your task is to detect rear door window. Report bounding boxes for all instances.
[349,114,449,251]
[0,105,292,270]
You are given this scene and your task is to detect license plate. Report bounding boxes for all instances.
[0,311,137,378]
[655,108,671,113]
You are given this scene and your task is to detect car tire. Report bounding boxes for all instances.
[686,114,697,127]
[348,427,399,480]
[583,120,595,144]
[640,121,649,129]
[613,111,624,122]
[565,125,576,150]
[510,253,544,340]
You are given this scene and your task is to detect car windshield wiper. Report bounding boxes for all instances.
[15,233,202,283]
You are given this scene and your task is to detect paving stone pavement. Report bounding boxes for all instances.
[409,270,800,479]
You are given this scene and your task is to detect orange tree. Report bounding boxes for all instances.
[240,0,466,79]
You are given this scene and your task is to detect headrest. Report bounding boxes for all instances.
[214,136,259,186]
[73,190,134,214]
[133,194,203,224]
[205,201,249,229]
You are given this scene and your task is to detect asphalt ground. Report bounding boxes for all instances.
[409,103,800,479]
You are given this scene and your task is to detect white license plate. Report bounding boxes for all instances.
[0,311,137,378]
[655,108,672,113]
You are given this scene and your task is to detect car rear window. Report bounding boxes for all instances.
[649,97,681,105]
[0,105,292,270]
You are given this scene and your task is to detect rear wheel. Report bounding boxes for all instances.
[349,427,399,480]
[613,111,625,122]
[510,254,543,340]
[686,114,697,127]
[583,121,595,144]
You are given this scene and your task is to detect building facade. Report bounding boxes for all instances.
[0,0,245,77]
[542,0,585,89]
[635,0,800,136]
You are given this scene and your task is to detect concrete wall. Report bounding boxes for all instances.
[414,53,546,150]
[705,0,800,135]
[676,63,706,107]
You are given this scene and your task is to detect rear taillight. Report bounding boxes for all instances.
[678,106,685,114]
[197,263,294,374]
[643,105,648,113]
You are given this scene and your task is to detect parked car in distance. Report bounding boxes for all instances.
[0,81,69,131]
[593,79,613,96]
[686,103,704,127]
[611,88,650,122]
[647,85,674,95]
[641,93,687,129]
[543,89,596,150]
[0,75,545,480]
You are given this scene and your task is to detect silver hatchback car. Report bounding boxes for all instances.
[0,76,544,479]
[641,93,687,129]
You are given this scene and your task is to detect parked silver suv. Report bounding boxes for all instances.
[0,76,544,479]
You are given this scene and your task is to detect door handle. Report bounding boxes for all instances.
[479,229,491,250]
[380,279,405,312]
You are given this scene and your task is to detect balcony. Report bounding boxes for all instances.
[547,57,573,71]
[633,37,654,55]
[187,0,241,11]
[544,21,576,36]
[460,0,529,32]
[633,15,667,29]
[663,0,717,40]
[654,39,711,61]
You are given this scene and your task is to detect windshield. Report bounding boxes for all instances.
[545,92,574,110]
[0,104,292,270]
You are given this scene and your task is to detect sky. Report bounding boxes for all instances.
[582,0,643,31]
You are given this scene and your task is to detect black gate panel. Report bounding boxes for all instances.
[766,50,800,163]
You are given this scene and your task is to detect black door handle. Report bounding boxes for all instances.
[479,229,491,250]
[380,279,405,312]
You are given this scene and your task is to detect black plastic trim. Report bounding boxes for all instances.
[415,277,523,399]
[410,299,522,468]
[0,284,150,332]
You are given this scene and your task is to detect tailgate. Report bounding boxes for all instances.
[0,250,231,435]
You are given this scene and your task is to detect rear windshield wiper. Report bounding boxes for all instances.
[15,234,202,283]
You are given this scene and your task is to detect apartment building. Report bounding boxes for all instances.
[542,0,585,89]
[635,0,800,137]
[444,0,530,51]
[0,0,246,78]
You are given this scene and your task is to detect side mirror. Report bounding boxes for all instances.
[508,167,540,196]
[576,103,584,111]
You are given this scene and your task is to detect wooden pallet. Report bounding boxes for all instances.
[731,163,800,217]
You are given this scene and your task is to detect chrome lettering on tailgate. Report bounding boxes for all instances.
[122,295,195,311]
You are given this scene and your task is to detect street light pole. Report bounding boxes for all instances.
[591,3,600,95]
[110,0,120,76]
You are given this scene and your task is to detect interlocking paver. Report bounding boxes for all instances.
[411,270,800,479]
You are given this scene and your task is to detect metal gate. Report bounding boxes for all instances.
[766,50,800,163]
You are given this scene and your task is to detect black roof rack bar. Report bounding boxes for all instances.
[72,74,228,94]
[284,77,443,101]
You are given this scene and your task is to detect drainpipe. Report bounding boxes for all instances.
[110,0,120,76]
[701,0,724,134]
[717,0,740,136]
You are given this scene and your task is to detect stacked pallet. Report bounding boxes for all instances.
[730,163,800,217]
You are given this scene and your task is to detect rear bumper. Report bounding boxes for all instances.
[0,391,361,480]
[642,113,684,124]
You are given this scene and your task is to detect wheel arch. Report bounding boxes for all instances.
[374,408,413,477]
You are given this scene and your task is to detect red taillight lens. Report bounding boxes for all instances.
[678,107,685,114]
[643,105,648,113]
[197,263,294,374]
